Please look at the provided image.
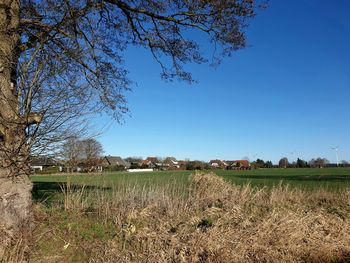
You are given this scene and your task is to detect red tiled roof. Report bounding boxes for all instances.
[141,157,159,166]
[234,160,250,167]
[146,157,158,162]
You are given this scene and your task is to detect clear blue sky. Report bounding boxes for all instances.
[96,0,350,164]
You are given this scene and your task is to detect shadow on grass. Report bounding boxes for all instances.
[32,182,111,205]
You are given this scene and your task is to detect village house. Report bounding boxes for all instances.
[208,159,251,170]
[228,160,251,170]
[162,157,180,170]
[102,156,131,171]
[141,157,161,169]
[30,157,61,173]
[209,159,226,169]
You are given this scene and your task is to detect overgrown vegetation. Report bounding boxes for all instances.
[3,172,350,262]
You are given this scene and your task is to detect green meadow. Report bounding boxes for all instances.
[217,168,350,189]
[30,168,350,205]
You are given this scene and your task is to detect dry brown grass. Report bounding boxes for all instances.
[3,172,350,262]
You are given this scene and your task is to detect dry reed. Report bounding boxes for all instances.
[3,172,350,262]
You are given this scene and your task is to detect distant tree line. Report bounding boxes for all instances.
[274,157,349,168]
[249,157,349,169]
[251,159,273,169]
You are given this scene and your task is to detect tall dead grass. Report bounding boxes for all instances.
[3,172,350,262]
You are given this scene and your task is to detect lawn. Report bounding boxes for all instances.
[30,168,350,205]
[217,168,350,189]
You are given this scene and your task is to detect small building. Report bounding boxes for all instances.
[209,159,225,169]
[162,157,180,170]
[102,156,131,171]
[30,157,60,173]
[141,157,160,169]
[229,160,251,170]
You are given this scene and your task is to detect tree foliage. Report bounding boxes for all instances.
[264,160,273,168]
[296,158,308,168]
[255,158,265,168]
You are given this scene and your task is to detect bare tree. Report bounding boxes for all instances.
[0,0,263,248]
[341,160,349,167]
[309,158,329,168]
[60,137,103,172]
[81,138,103,172]
[278,157,289,168]
[60,137,84,172]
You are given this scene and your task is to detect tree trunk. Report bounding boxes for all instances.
[0,0,33,255]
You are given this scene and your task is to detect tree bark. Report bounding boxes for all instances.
[0,0,33,255]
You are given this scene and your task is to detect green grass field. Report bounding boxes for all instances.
[30,168,350,205]
[217,168,350,189]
